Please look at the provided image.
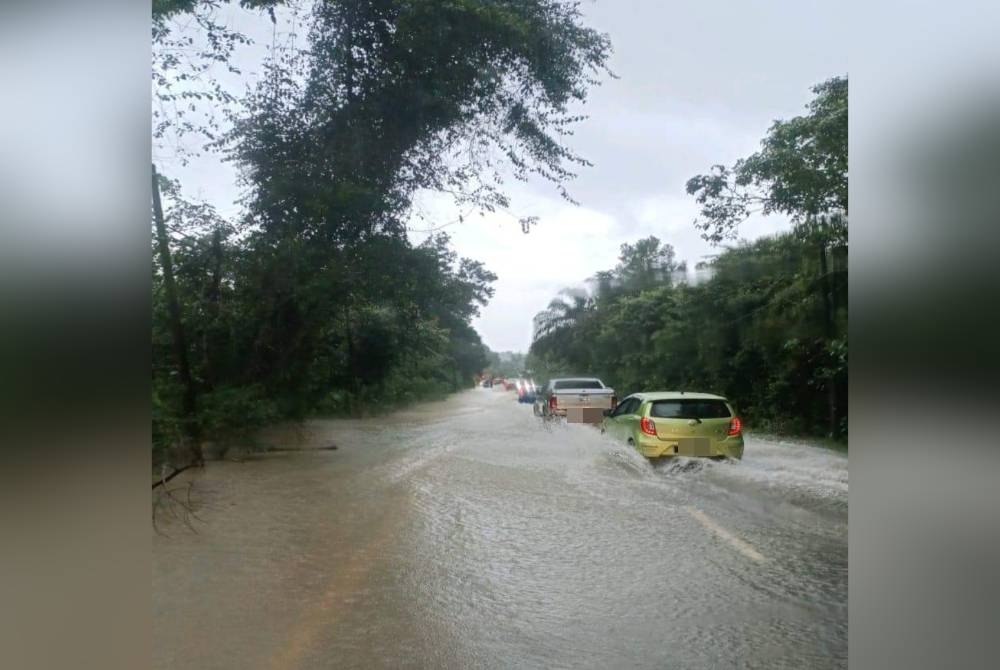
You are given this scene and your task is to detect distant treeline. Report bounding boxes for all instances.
[482,351,528,380]
[153,203,496,464]
[528,232,847,439]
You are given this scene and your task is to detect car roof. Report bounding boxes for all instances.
[549,376,601,381]
[628,391,729,401]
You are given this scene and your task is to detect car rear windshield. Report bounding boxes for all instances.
[553,379,604,390]
[649,399,731,419]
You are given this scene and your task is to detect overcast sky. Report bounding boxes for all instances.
[164,0,847,353]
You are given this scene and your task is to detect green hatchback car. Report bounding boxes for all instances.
[601,392,744,460]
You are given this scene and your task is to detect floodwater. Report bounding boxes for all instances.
[153,388,847,669]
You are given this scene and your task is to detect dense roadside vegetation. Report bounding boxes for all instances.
[153,1,612,468]
[529,78,847,440]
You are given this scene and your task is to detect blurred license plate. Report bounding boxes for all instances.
[567,407,603,423]
[676,438,711,457]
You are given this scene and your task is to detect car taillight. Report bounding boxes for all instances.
[727,416,742,436]
[549,395,557,410]
[640,416,657,436]
[610,395,618,409]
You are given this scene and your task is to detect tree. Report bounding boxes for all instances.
[685,76,847,242]
[533,287,593,339]
[152,166,202,466]
[612,236,684,293]
[151,2,615,467]
[685,76,847,438]
[529,230,848,440]
[226,0,613,242]
[215,0,612,405]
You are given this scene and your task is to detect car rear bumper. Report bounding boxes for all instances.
[636,435,744,460]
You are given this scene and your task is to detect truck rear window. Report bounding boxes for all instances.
[553,379,604,390]
[650,399,731,419]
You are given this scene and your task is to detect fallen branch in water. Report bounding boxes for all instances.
[153,480,202,536]
[267,444,338,452]
[152,463,196,490]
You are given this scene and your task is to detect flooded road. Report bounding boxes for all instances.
[153,388,847,669]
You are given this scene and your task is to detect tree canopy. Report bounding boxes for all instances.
[225,0,613,244]
[686,76,847,244]
[529,231,848,439]
[681,76,848,437]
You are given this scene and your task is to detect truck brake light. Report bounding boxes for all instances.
[549,395,557,410]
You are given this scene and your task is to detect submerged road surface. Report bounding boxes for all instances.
[153,388,847,669]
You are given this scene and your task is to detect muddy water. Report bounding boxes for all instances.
[153,388,847,669]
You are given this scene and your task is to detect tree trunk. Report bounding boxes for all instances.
[817,240,838,439]
[152,164,202,465]
[344,303,361,415]
[202,226,224,388]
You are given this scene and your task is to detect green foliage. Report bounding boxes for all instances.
[155,226,493,438]
[224,0,613,242]
[198,385,281,438]
[153,184,495,462]
[153,1,610,464]
[153,0,283,21]
[673,76,848,439]
[612,236,685,292]
[528,231,848,440]
[686,76,848,244]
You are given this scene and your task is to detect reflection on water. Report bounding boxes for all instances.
[153,388,847,669]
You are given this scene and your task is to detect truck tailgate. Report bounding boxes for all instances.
[555,390,614,409]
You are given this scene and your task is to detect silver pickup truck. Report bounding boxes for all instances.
[534,377,616,421]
